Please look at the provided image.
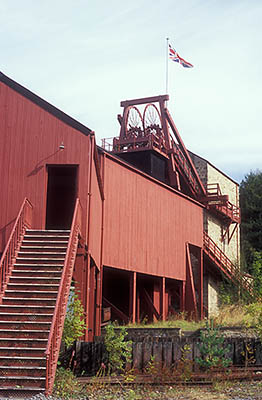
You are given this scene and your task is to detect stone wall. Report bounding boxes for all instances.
[189,151,240,265]
[206,162,240,264]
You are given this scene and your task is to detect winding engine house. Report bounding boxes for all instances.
[0,72,249,396]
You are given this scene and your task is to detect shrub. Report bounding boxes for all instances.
[196,320,231,370]
[104,323,132,374]
[62,292,86,348]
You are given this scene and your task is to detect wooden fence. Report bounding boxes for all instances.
[75,328,262,376]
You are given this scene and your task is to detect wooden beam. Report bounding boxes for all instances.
[120,95,169,108]
[185,243,198,317]
[142,288,160,320]
[103,297,129,324]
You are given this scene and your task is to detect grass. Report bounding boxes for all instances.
[125,304,253,331]
[83,381,262,400]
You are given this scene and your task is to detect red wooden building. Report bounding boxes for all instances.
[0,72,249,396]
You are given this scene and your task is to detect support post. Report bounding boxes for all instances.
[153,281,161,322]
[95,267,102,337]
[161,277,166,321]
[85,255,91,341]
[199,248,204,319]
[181,281,186,312]
[132,272,137,323]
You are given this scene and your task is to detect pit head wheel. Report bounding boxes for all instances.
[143,104,162,137]
[124,106,144,138]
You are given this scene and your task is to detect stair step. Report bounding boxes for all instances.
[0,375,45,388]
[16,258,65,264]
[0,365,46,377]
[0,305,55,314]
[13,264,63,272]
[0,329,49,339]
[22,240,69,246]
[20,246,67,252]
[12,269,62,277]
[0,338,47,348]
[0,321,51,330]
[4,290,58,298]
[7,283,60,291]
[2,297,57,306]
[18,251,66,256]
[0,347,46,357]
[10,276,61,284]
[26,229,70,234]
[0,388,45,397]
[0,355,46,367]
[24,234,70,241]
[0,313,53,322]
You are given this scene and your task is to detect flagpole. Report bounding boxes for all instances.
[166,37,169,94]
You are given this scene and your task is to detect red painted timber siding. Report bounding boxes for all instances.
[0,81,92,252]
[103,156,203,281]
[88,157,103,268]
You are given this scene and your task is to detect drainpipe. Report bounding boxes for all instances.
[96,151,105,336]
[85,132,95,341]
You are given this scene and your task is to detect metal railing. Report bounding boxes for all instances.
[0,198,33,302]
[203,232,253,294]
[204,183,240,223]
[172,141,200,195]
[45,198,82,395]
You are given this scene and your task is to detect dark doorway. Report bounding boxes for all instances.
[45,165,78,229]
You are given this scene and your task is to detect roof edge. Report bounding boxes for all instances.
[97,146,205,209]
[0,71,92,137]
[188,150,239,186]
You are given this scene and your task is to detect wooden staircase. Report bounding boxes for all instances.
[0,229,70,398]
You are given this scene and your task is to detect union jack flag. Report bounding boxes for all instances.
[169,44,193,68]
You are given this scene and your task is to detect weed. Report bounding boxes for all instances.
[104,323,132,375]
[176,343,193,381]
[53,367,85,399]
[241,341,256,369]
[195,320,231,371]
[62,292,86,349]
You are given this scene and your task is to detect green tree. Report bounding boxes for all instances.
[240,170,262,272]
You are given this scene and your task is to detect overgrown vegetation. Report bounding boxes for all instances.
[53,367,85,399]
[126,312,205,331]
[104,323,132,375]
[196,320,231,370]
[62,291,86,348]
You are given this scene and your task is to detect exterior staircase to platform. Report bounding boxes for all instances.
[203,232,253,297]
[0,229,70,398]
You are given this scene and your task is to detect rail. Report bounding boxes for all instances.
[203,232,253,294]
[0,198,33,302]
[45,198,82,395]
[204,183,241,223]
[172,141,200,196]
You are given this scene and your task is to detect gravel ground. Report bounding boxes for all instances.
[2,381,262,400]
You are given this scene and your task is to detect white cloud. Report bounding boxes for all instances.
[1,0,261,183]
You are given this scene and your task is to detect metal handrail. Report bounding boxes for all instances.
[45,198,82,395]
[0,198,33,302]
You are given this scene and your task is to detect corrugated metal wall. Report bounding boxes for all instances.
[103,156,203,281]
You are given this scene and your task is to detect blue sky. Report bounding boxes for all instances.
[1,0,261,183]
